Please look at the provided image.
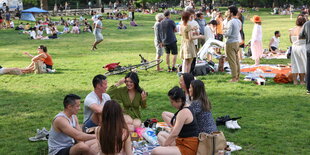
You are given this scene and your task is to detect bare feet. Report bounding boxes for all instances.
[293,81,298,85]
[229,78,239,82]
[157,68,164,71]
[300,81,306,85]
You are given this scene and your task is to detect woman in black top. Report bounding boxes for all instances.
[152,86,199,155]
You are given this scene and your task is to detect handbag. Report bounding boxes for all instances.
[196,131,227,155]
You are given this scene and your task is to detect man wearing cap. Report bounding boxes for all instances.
[158,10,178,72]
[92,15,104,51]
[299,20,310,94]
[224,6,242,82]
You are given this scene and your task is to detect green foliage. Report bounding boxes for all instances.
[23,0,39,5]
[1,11,310,154]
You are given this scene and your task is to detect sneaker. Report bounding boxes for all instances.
[167,67,172,72]
[225,120,235,129]
[29,129,48,142]
[41,127,49,135]
[307,91,310,95]
[231,120,241,129]
[171,67,177,72]
[227,142,242,152]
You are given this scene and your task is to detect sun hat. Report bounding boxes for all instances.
[251,15,262,23]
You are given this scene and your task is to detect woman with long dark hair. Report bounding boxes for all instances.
[162,73,194,127]
[189,80,217,134]
[94,100,133,155]
[153,86,199,155]
[107,72,147,131]
[23,45,54,73]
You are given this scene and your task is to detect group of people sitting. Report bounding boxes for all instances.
[106,12,128,20]
[48,72,217,155]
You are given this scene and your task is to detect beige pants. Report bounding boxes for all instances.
[226,42,240,79]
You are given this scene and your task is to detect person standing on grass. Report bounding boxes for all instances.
[48,94,96,155]
[92,15,104,51]
[224,6,242,82]
[83,74,111,129]
[180,11,204,73]
[290,17,307,85]
[250,15,263,66]
[154,13,165,71]
[299,18,310,94]
[158,10,178,72]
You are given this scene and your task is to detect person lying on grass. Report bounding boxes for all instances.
[0,65,25,75]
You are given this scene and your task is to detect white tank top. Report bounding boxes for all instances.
[270,36,280,48]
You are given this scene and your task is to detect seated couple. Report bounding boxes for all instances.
[48,94,133,155]
[83,72,147,132]
[152,74,218,155]
[23,45,54,74]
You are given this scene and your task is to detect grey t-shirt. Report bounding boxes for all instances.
[93,20,102,34]
[83,91,111,123]
[224,18,241,44]
[160,18,177,45]
[300,21,310,49]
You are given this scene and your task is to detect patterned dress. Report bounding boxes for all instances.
[190,100,218,134]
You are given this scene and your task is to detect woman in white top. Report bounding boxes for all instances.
[250,15,263,65]
[289,16,307,85]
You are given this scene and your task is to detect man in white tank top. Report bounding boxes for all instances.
[48,94,96,155]
[269,31,285,53]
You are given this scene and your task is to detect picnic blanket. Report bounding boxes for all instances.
[262,53,287,59]
[240,64,291,78]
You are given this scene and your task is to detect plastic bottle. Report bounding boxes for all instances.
[142,128,158,145]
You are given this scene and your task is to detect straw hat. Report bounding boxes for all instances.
[251,15,262,23]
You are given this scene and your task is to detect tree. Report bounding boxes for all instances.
[40,0,48,10]
[23,0,39,5]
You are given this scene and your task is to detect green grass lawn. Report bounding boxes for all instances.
[1,10,310,154]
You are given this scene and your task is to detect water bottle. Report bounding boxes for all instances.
[142,128,158,145]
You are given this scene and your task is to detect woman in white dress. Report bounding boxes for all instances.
[289,16,307,85]
[250,15,263,65]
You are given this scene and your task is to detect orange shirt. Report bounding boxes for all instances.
[216,18,223,34]
[39,52,53,66]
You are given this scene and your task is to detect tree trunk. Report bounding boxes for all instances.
[181,0,185,8]
[201,0,206,6]
[40,0,48,10]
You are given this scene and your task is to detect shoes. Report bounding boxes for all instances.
[29,128,49,142]
[167,67,172,72]
[227,142,242,152]
[171,67,177,72]
[231,120,241,129]
[225,120,241,129]
[307,91,310,95]
[216,115,231,126]
[225,120,235,129]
